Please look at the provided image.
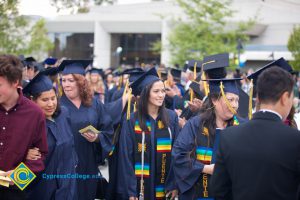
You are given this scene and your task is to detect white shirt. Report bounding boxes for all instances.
[259,109,282,120]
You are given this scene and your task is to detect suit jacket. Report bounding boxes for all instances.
[210,111,300,200]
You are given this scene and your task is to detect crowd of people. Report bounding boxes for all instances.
[0,53,300,200]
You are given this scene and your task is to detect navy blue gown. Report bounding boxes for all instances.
[116,109,180,199]
[27,107,77,200]
[172,115,246,200]
[60,95,114,200]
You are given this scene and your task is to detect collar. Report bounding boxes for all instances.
[258,109,282,120]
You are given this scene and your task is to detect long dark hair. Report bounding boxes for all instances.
[135,80,169,131]
[30,87,61,118]
[199,93,236,137]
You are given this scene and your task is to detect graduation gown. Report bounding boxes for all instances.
[60,95,114,200]
[172,115,246,200]
[116,109,180,199]
[27,107,77,200]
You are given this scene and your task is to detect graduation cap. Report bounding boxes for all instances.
[202,53,229,71]
[24,57,37,67]
[189,81,205,100]
[246,57,293,119]
[58,60,92,75]
[187,60,202,73]
[89,67,104,76]
[33,62,45,72]
[203,78,242,115]
[130,67,160,96]
[121,68,144,75]
[203,78,242,96]
[22,69,58,96]
[43,57,57,65]
[169,68,182,79]
[247,57,293,83]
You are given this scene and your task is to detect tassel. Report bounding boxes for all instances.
[248,79,253,120]
[134,101,137,113]
[127,88,132,120]
[190,88,194,102]
[123,79,129,96]
[193,62,197,80]
[220,82,237,115]
[202,72,210,96]
[57,76,63,98]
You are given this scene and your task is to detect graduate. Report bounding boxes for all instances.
[23,69,77,200]
[58,60,114,200]
[88,67,105,103]
[116,67,179,200]
[172,78,246,200]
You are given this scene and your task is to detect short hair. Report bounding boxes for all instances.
[257,66,294,104]
[0,54,23,84]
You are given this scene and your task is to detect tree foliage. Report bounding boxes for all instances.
[166,0,255,66]
[0,0,29,54]
[0,0,53,59]
[288,25,300,70]
[50,0,115,13]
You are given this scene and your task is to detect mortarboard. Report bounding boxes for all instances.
[120,68,145,82]
[246,57,293,119]
[247,57,293,83]
[203,78,242,96]
[89,67,104,76]
[43,57,57,65]
[130,67,160,96]
[187,60,202,73]
[189,81,205,100]
[202,53,229,71]
[169,68,182,79]
[22,68,58,96]
[58,60,92,75]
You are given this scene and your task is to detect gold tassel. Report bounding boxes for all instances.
[190,88,194,102]
[57,76,63,98]
[220,82,237,115]
[123,79,129,97]
[202,73,210,96]
[134,101,137,113]
[248,79,253,120]
[193,62,197,80]
[157,69,161,79]
[126,88,132,120]
[118,76,123,91]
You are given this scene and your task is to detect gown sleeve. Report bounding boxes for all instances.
[117,117,138,198]
[95,99,114,160]
[171,116,205,193]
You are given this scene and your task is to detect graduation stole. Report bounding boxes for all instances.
[134,119,172,200]
[195,116,239,199]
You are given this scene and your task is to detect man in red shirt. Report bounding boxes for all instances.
[0,54,48,199]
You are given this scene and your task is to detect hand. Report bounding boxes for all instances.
[178,117,187,128]
[129,197,138,200]
[166,190,178,200]
[188,98,203,113]
[0,170,15,185]
[26,147,41,160]
[81,131,99,143]
[174,109,182,117]
[202,164,215,175]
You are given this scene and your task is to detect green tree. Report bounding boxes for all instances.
[25,19,54,59]
[164,0,255,66]
[0,1,53,59]
[0,0,29,54]
[288,25,300,70]
[50,0,115,13]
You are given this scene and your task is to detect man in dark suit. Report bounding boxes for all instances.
[210,66,300,200]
